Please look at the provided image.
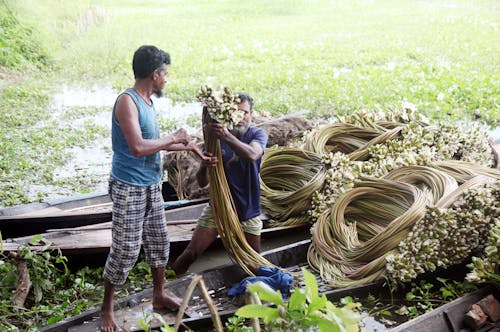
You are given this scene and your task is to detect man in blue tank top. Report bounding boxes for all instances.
[172,92,268,275]
[100,45,199,332]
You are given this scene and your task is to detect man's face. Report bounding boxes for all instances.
[231,100,252,136]
[153,64,168,98]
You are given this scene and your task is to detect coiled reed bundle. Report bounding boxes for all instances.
[303,123,383,155]
[259,147,327,226]
[307,178,430,287]
[348,126,404,161]
[383,165,458,204]
[433,160,500,184]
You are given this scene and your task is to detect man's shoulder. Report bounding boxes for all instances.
[248,126,267,136]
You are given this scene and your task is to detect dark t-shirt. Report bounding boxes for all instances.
[220,126,268,221]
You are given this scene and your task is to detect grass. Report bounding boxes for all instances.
[0,0,499,206]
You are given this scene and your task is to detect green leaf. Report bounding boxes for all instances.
[248,281,283,305]
[341,296,354,305]
[236,304,280,324]
[302,267,319,301]
[316,317,343,332]
[136,318,149,331]
[289,288,307,311]
[406,292,416,301]
[440,288,454,299]
[309,294,328,314]
[327,303,361,326]
[29,234,43,245]
[47,315,64,325]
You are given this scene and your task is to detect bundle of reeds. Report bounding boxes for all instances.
[307,177,430,287]
[202,107,274,275]
[259,147,327,226]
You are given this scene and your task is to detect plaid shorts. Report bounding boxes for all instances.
[103,178,169,285]
[197,205,263,236]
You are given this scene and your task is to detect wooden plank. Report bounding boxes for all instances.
[2,220,306,255]
[67,289,197,332]
[0,198,208,239]
[2,223,198,253]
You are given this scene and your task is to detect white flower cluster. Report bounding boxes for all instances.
[309,152,357,221]
[306,107,495,223]
[337,104,428,129]
[386,182,499,284]
[466,186,500,285]
[457,126,495,167]
[196,84,244,129]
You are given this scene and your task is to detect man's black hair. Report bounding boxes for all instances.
[237,92,254,110]
[132,45,171,79]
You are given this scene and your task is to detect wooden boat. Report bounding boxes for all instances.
[0,189,209,238]
[1,200,310,270]
[38,239,497,332]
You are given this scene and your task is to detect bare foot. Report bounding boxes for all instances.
[100,309,119,332]
[153,293,182,311]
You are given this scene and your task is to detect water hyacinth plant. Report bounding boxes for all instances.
[466,218,500,286]
[387,181,499,284]
[305,106,496,223]
[196,84,244,129]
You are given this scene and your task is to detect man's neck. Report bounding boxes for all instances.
[133,82,153,105]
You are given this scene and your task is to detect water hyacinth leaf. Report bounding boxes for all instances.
[247,281,284,305]
[29,234,43,245]
[235,304,280,324]
[288,287,307,311]
[136,318,149,332]
[327,304,362,330]
[315,318,343,332]
[303,267,319,300]
[308,293,329,315]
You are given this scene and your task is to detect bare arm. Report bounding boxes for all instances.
[115,94,189,157]
[209,123,263,162]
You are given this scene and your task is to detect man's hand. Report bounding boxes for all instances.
[187,143,217,163]
[196,151,217,187]
[204,123,231,140]
[171,128,190,145]
[200,151,217,166]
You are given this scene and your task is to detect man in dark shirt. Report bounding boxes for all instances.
[172,92,268,274]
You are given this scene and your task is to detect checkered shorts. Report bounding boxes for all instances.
[197,205,263,236]
[103,178,169,285]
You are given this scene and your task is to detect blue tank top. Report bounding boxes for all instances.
[110,88,162,186]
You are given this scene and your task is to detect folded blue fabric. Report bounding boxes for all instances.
[227,266,294,298]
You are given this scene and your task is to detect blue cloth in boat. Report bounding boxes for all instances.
[227,266,294,298]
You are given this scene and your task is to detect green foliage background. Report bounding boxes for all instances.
[0,0,499,206]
